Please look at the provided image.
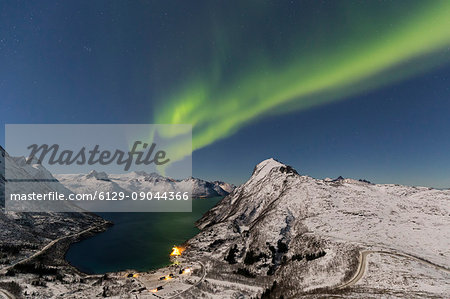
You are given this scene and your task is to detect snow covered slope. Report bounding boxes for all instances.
[55,172,235,198]
[0,146,104,250]
[183,158,449,298]
[1,147,83,212]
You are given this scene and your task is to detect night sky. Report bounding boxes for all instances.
[1,1,449,187]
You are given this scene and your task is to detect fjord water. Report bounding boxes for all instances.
[66,197,221,274]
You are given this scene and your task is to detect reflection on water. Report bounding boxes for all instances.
[65,197,221,274]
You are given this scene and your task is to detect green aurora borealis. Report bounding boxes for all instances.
[154,1,450,160]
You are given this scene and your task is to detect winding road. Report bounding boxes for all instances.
[159,261,206,299]
[0,224,103,276]
[3,232,449,298]
[0,223,106,299]
[0,289,15,299]
[338,250,450,289]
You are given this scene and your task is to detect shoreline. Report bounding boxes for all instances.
[59,219,114,277]
[0,217,113,278]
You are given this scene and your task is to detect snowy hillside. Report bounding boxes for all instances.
[1,148,83,213]
[0,146,105,267]
[55,171,235,198]
[182,158,449,298]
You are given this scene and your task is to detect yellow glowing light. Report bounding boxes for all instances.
[170,246,184,256]
[150,288,158,293]
[133,273,139,278]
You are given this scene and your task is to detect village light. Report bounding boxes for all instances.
[150,286,164,293]
[170,245,183,256]
[182,268,191,274]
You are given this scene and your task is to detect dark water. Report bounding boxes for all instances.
[65,197,221,274]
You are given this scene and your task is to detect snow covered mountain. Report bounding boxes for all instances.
[1,147,83,213]
[55,171,235,198]
[0,147,105,260]
[213,180,236,194]
[1,155,448,298]
[181,177,235,197]
[182,158,449,298]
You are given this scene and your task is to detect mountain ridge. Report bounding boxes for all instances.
[55,171,236,198]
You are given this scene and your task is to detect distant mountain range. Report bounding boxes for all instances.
[55,170,236,199]
[0,144,235,203]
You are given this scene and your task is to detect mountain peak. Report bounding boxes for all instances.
[251,158,298,181]
[86,170,110,181]
[253,158,284,172]
[132,170,148,176]
[255,158,284,167]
